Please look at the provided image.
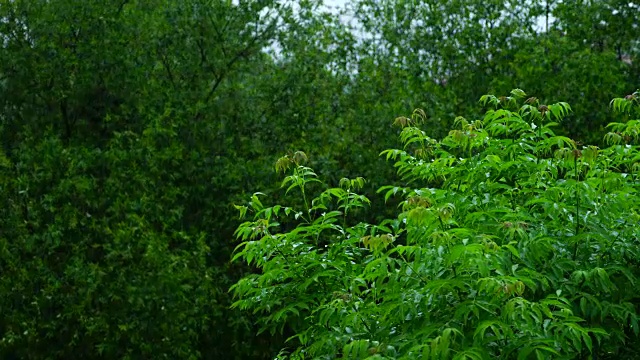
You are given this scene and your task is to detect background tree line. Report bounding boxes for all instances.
[0,0,637,358]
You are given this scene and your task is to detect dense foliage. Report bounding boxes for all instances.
[0,0,638,358]
[232,90,640,359]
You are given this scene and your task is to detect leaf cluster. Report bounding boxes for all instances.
[232,90,640,359]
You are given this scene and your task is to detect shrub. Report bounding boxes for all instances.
[231,90,640,359]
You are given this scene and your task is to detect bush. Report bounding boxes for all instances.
[231,90,640,359]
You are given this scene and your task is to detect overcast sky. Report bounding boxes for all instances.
[319,0,551,31]
[322,0,346,11]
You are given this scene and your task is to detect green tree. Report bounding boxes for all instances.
[0,0,306,357]
[232,90,640,359]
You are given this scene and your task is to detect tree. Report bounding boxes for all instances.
[231,90,640,359]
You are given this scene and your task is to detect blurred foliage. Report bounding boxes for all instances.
[0,0,638,358]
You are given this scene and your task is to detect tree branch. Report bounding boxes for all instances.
[202,24,273,104]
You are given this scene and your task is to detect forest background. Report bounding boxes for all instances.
[0,0,638,359]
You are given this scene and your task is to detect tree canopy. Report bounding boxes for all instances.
[0,0,638,358]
